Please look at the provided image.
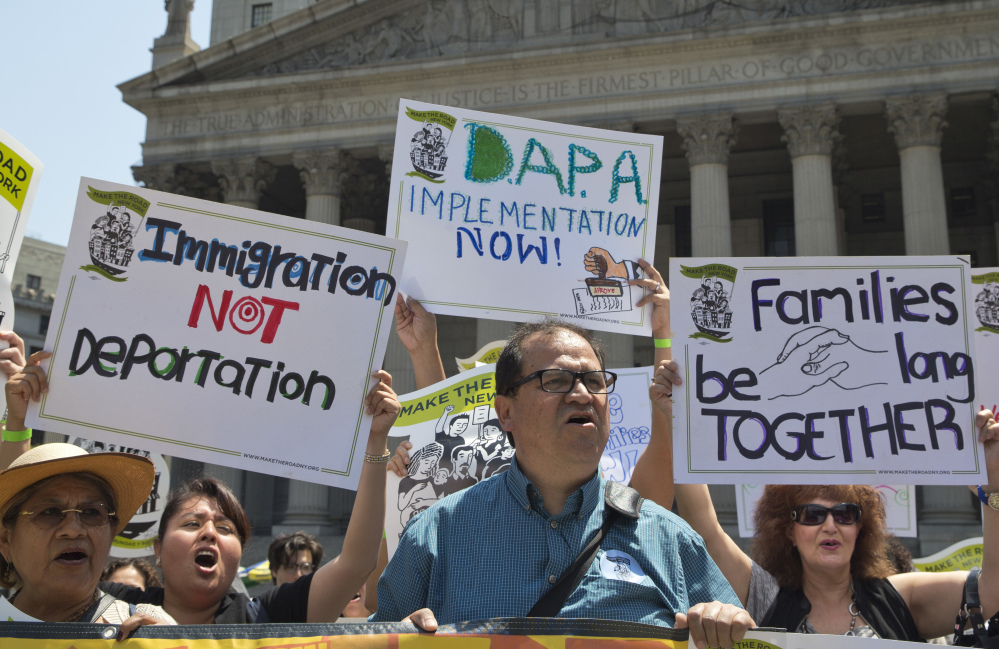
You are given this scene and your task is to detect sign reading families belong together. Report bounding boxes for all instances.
[386,100,663,336]
[670,256,983,485]
[26,179,406,489]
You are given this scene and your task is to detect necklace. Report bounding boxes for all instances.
[801,582,859,635]
[63,590,101,623]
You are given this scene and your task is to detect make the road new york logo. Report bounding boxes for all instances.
[406,107,456,184]
[82,186,150,282]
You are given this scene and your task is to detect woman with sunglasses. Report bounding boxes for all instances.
[643,358,999,641]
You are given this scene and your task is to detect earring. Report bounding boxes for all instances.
[155,557,162,567]
[2,560,14,583]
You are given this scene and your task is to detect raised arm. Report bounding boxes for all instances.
[395,294,446,390]
[628,259,674,505]
[1,344,44,472]
[305,370,399,622]
[889,409,999,639]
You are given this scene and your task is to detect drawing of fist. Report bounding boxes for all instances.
[760,326,890,399]
[584,247,628,279]
[443,404,454,414]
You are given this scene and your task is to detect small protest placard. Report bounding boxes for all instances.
[455,339,507,373]
[973,267,998,416]
[600,366,654,485]
[27,179,406,490]
[0,128,43,332]
[913,536,983,572]
[386,100,663,336]
[670,256,983,485]
[734,483,917,538]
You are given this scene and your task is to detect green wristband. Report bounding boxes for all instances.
[2,426,32,442]
[654,338,671,349]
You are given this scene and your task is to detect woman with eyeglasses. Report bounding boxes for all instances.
[640,358,999,642]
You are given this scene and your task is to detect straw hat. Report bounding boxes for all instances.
[0,443,155,535]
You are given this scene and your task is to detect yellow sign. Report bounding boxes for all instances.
[0,138,33,212]
[456,340,507,373]
[913,536,983,572]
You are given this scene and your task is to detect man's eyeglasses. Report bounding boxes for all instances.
[791,503,862,526]
[506,369,617,395]
[283,561,314,574]
[20,504,116,529]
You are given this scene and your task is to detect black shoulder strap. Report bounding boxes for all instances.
[952,567,999,647]
[526,481,642,618]
[82,591,119,624]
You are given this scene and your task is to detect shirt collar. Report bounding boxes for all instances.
[506,457,603,519]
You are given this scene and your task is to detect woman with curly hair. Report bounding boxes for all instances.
[638,359,999,642]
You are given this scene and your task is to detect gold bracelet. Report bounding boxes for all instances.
[364,450,392,463]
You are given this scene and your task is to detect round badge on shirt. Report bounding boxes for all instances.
[599,550,646,584]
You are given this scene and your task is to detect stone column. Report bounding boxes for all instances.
[273,479,335,536]
[886,93,950,255]
[293,149,346,226]
[211,157,275,209]
[917,486,981,556]
[778,103,841,256]
[677,114,738,257]
[132,163,177,193]
[202,464,244,502]
[378,142,394,178]
[152,0,200,68]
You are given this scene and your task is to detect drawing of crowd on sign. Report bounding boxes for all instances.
[973,269,999,418]
[975,273,999,333]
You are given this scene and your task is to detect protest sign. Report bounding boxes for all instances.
[0,128,43,331]
[973,267,998,415]
[670,256,982,485]
[455,339,506,372]
[26,178,406,490]
[913,536,983,572]
[386,100,662,336]
[385,364,653,557]
[0,618,688,648]
[68,437,170,557]
[734,483,917,538]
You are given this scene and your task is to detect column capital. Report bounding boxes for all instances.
[131,163,177,193]
[377,142,395,178]
[886,92,948,150]
[778,103,840,158]
[677,113,738,166]
[211,156,275,206]
[293,148,352,197]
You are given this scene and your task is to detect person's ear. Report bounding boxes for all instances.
[494,395,515,433]
[0,526,12,559]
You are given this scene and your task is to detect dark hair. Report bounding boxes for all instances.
[448,414,470,428]
[451,444,474,463]
[751,485,891,590]
[267,531,324,584]
[157,477,250,549]
[494,318,606,447]
[101,558,162,589]
[1,473,118,588]
[884,534,914,574]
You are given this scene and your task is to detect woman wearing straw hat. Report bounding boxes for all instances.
[0,442,156,623]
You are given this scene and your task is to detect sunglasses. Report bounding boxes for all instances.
[20,504,117,529]
[791,503,862,526]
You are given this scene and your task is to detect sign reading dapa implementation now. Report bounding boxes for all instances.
[386,100,663,336]
[670,256,983,485]
[27,179,406,490]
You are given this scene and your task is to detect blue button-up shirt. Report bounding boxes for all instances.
[372,458,741,625]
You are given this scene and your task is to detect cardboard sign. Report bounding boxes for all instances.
[600,366,654,485]
[670,256,983,485]
[913,536,983,572]
[735,483,917,538]
[68,437,170,557]
[386,100,662,336]
[26,179,406,490]
[973,268,998,416]
[0,128,43,332]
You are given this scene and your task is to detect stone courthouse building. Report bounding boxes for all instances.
[120,0,999,553]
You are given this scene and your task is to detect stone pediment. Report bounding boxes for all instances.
[250,0,911,78]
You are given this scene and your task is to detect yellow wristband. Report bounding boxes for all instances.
[654,338,671,349]
[2,426,32,442]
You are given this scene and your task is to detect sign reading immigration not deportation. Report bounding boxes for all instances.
[670,256,983,485]
[386,100,663,336]
[26,178,406,490]
[0,128,43,332]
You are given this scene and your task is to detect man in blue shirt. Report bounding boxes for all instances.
[374,266,753,647]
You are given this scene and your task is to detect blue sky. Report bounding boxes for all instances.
[2,3,213,247]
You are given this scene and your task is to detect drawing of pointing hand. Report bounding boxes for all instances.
[584,247,629,279]
[760,326,889,400]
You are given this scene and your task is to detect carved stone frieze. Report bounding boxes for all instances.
[292,148,352,197]
[677,113,738,166]
[132,163,177,192]
[778,103,840,158]
[254,0,904,75]
[211,156,276,206]
[886,92,949,150]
